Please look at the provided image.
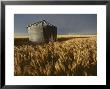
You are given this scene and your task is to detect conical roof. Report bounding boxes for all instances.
[27,20,56,28]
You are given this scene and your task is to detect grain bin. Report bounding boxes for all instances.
[27,20,57,43]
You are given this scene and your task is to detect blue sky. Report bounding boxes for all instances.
[14,14,97,35]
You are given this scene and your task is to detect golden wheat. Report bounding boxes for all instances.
[14,36,97,76]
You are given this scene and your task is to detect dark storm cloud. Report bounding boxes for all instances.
[14,14,97,35]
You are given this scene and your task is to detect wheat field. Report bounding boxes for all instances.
[14,35,97,76]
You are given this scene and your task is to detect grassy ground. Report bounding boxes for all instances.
[14,35,97,76]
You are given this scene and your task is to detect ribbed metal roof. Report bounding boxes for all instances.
[27,20,56,28]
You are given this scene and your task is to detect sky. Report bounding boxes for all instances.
[14,14,97,36]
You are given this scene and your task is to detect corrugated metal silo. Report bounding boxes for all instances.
[27,20,57,43]
[27,21,44,42]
